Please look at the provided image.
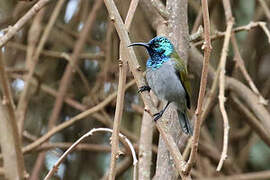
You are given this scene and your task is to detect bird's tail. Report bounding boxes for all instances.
[177,110,193,135]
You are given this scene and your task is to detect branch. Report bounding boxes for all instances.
[109,0,139,179]
[0,0,52,48]
[193,21,268,46]
[217,18,234,171]
[184,0,212,174]
[44,128,137,180]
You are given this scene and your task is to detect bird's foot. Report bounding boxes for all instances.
[153,110,164,121]
[138,85,151,93]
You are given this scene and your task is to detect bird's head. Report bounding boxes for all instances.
[129,36,175,59]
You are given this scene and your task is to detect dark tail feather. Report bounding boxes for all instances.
[177,110,193,135]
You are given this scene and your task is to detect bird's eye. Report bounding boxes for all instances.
[154,43,159,48]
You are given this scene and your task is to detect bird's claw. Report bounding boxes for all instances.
[138,85,151,93]
[153,111,164,121]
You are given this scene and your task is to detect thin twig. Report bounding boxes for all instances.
[193,21,268,46]
[109,0,139,179]
[44,128,137,180]
[0,0,52,48]
[184,0,212,174]
[217,0,235,170]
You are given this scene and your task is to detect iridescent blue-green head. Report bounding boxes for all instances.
[129,36,175,69]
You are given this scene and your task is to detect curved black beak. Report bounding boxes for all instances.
[128,42,149,48]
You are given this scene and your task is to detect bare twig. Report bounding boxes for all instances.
[217,1,234,171]
[109,0,139,179]
[217,20,233,171]
[0,0,52,48]
[193,21,268,46]
[184,0,212,174]
[44,128,137,180]
[215,0,235,171]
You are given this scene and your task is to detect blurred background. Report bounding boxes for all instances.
[0,0,270,179]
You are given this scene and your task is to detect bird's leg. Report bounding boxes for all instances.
[153,102,171,121]
[138,85,151,93]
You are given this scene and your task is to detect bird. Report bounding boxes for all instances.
[128,36,193,135]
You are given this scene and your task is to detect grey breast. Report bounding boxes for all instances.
[146,60,186,108]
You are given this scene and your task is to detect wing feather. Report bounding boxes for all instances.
[171,52,191,109]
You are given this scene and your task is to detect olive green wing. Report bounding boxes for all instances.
[171,51,191,109]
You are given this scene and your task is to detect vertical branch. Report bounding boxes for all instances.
[216,0,235,171]
[109,0,139,179]
[0,52,25,180]
[217,20,233,171]
[184,0,212,174]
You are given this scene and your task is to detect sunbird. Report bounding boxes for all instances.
[129,36,193,135]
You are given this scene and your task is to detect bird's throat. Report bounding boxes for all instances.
[146,55,170,70]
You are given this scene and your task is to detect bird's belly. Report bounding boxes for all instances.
[146,64,186,107]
